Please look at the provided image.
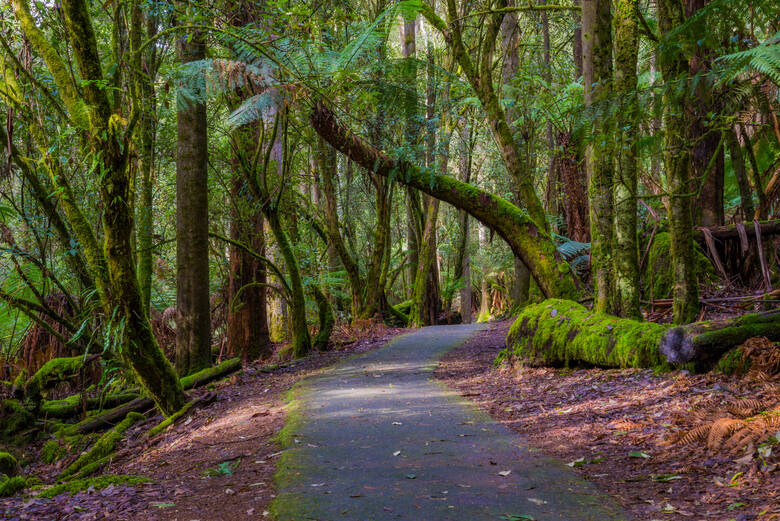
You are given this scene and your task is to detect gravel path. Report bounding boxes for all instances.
[271,324,629,521]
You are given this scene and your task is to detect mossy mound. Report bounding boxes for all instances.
[36,474,151,498]
[0,475,27,497]
[0,452,18,475]
[504,299,671,369]
[1,399,35,440]
[40,439,67,464]
[644,232,716,300]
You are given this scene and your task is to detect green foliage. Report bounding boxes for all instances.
[40,439,66,464]
[0,476,27,497]
[0,452,18,475]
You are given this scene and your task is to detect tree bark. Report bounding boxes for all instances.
[582,0,615,314]
[175,22,211,375]
[725,127,756,220]
[657,0,700,323]
[612,0,640,319]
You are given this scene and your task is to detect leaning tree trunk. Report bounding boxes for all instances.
[175,24,211,375]
[310,104,580,301]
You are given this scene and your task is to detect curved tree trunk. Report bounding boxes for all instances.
[311,103,580,301]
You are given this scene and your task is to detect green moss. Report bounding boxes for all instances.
[12,369,27,389]
[147,398,197,437]
[59,412,144,479]
[40,439,66,464]
[1,399,35,439]
[505,299,671,369]
[0,475,26,497]
[25,357,88,400]
[180,358,241,390]
[644,232,715,300]
[0,452,17,475]
[714,348,751,375]
[41,392,140,418]
[275,386,305,448]
[36,474,150,498]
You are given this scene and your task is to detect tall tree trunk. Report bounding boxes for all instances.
[455,119,473,323]
[612,0,641,319]
[657,0,700,323]
[175,23,210,375]
[582,0,615,313]
[500,6,532,309]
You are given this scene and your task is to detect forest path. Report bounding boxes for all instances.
[271,324,629,521]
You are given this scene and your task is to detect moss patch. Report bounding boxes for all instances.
[505,299,671,369]
[0,452,18,475]
[1,399,35,440]
[36,474,150,498]
[180,358,241,390]
[0,475,26,497]
[59,412,144,479]
[714,348,751,375]
[25,356,88,400]
[40,439,67,464]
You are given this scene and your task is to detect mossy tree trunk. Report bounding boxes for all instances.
[582,0,615,314]
[725,126,756,220]
[175,17,211,375]
[12,0,186,414]
[656,0,700,324]
[311,103,580,301]
[131,6,158,312]
[611,0,640,319]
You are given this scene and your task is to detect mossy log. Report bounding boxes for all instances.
[692,219,780,241]
[24,356,98,402]
[41,392,140,419]
[0,476,27,497]
[660,309,780,367]
[507,300,780,370]
[59,412,144,479]
[147,397,200,437]
[1,399,35,439]
[66,359,240,434]
[36,474,150,499]
[505,299,670,369]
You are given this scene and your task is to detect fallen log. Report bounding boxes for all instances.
[505,299,780,370]
[692,220,780,241]
[66,358,243,434]
[660,308,780,366]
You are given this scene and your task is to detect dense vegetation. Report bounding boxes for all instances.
[0,0,778,497]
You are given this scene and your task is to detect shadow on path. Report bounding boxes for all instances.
[271,324,629,521]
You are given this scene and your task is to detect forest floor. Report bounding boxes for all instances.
[436,320,780,521]
[0,324,406,521]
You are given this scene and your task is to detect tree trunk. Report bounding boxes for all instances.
[725,126,756,220]
[175,24,210,375]
[611,0,640,319]
[582,0,615,314]
[657,0,700,323]
[311,103,580,300]
[15,0,186,415]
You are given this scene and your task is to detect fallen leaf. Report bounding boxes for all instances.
[498,470,512,477]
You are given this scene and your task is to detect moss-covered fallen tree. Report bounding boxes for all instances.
[504,299,780,370]
[505,299,670,368]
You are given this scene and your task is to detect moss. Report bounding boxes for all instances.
[40,439,66,464]
[714,348,751,375]
[180,358,241,390]
[506,299,672,369]
[275,384,306,448]
[476,309,492,323]
[41,392,140,418]
[147,398,197,437]
[25,356,88,400]
[644,232,715,300]
[36,474,150,499]
[68,453,113,479]
[1,399,35,439]
[59,412,144,479]
[12,369,27,389]
[0,475,26,497]
[0,452,18,475]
